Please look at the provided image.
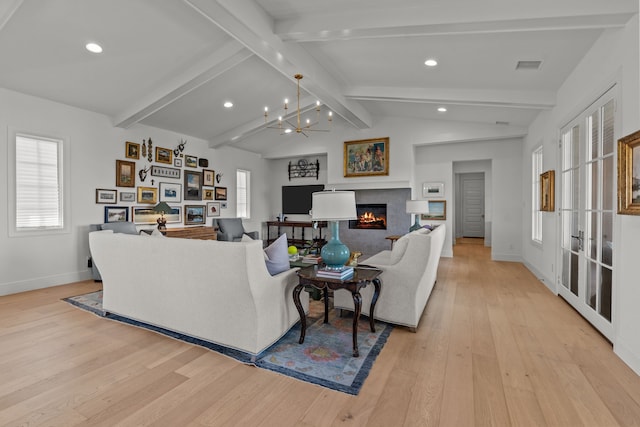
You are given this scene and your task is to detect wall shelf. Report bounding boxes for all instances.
[288,159,319,180]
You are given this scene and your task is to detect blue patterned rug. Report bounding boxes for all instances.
[63,291,392,395]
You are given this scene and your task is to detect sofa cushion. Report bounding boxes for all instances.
[389,234,410,264]
[101,222,138,234]
[264,234,289,276]
[241,234,254,242]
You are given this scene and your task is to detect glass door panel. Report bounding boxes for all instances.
[558,94,615,340]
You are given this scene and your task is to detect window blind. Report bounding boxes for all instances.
[15,135,63,229]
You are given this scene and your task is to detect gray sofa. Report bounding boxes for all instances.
[212,218,259,241]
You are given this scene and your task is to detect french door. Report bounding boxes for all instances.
[559,90,616,340]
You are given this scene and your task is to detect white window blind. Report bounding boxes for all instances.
[532,146,543,243]
[236,169,250,218]
[15,134,63,229]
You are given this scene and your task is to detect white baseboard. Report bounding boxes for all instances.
[523,261,556,293]
[492,252,523,262]
[614,340,640,377]
[0,270,92,296]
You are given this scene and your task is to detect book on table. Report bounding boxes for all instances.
[302,254,322,264]
[316,266,354,279]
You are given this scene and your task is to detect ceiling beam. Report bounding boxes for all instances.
[345,87,556,110]
[0,0,23,33]
[278,14,633,42]
[113,39,252,129]
[183,0,372,144]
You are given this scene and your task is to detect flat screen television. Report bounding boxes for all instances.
[282,185,325,215]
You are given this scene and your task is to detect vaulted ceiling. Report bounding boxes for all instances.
[0,0,636,156]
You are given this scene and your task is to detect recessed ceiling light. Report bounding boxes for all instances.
[424,59,438,67]
[85,42,103,54]
[437,106,447,112]
[223,101,233,108]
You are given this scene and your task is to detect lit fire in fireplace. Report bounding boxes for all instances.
[357,211,386,228]
[349,203,387,229]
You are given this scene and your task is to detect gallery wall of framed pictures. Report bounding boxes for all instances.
[95,138,229,227]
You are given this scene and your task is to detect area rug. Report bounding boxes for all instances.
[63,291,392,395]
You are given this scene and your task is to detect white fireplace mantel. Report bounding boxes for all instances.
[324,180,411,191]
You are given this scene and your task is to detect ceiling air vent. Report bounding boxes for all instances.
[516,60,542,70]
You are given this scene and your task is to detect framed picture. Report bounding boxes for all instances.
[540,170,555,212]
[116,160,136,187]
[96,188,117,204]
[344,137,389,177]
[203,188,214,200]
[120,191,136,202]
[174,158,183,167]
[165,206,182,224]
[184,205,205,225]
[422,182,444,198]
[125,141,140,159]
[151,165,180,179]
[618,129,640,215]
[421,200,446,220]
[159,182,181,203]
[184,170,202,200]
[185,155,198,168]
[155,147,173,165]
[132,206,157,224]
[214,186,227,200]
[207,202,221,217]
[137,186,158,204]
[104,206,129,223]
[203,169,215,186]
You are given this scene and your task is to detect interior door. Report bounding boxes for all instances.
[461,173,485,238]
[559,92,615,340]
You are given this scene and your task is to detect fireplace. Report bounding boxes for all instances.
[349,204,387,229]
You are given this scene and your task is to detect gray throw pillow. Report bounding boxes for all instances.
[263,234,289,276]
[101,222,138,234]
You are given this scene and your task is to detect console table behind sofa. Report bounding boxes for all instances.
[265,221,327,249]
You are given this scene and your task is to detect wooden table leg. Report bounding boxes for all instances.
[323,287,329,324]
[351,291,362,357]
[369,278,381,333]
[293,284,307,344]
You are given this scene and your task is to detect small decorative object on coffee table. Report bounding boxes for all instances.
[294,265,382,357]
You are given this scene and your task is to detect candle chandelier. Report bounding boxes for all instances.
[264,74,332,137]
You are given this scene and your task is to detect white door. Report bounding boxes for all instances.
[461,173,485,238]
[559,92,615,340]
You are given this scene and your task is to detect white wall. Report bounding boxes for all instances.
[0,88,270,295]
[522,16,640,373]
[415,139,523,260]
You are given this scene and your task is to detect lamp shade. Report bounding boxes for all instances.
[311,191,357,220]
[406,200,429,214]
[153,202,172,213]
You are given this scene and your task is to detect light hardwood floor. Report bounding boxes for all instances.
[2,242,640,426]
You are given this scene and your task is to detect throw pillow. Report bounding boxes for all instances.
[240,234,254,242]
[264,233,289,275]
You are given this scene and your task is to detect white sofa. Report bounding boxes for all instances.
[89,230,308,356]
[334,224,446,330]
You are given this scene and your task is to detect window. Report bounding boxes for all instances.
[10,132,67,235]
[532,145,543,243]
[236,169,250,218]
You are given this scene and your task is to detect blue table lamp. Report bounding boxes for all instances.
[406,200,429,232]
[311,190,357,270]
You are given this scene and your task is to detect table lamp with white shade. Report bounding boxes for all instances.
[406,200,429,232]
[311,190,357,270]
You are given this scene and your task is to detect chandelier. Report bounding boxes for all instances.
[264,74,332,136]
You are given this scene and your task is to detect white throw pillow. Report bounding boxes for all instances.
[263,233,289,275]
[240,234,254,242]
